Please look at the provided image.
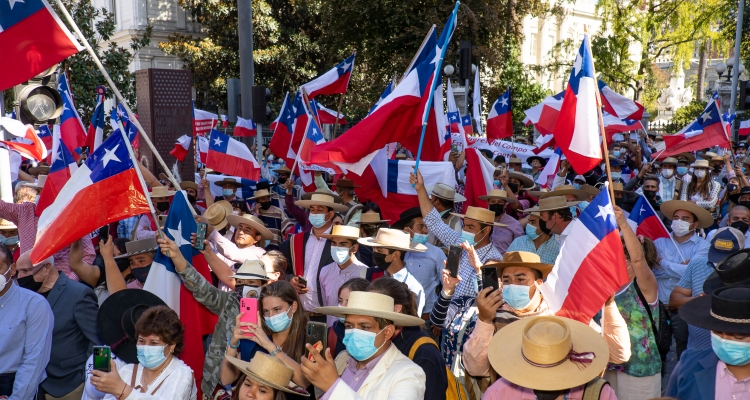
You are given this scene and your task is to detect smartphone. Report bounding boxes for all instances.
[481,266,499,292]
[451,143,459,153]
[194,222,208,250]
[239,298,258,337]
[297,276,308,287]
[98,225,109,243]
[93,345,111,373]
[446,245,462,278]
[305,321,328,361]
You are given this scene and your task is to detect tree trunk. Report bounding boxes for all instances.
[697,40,708,101]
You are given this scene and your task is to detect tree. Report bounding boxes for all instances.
[670,99,707,128]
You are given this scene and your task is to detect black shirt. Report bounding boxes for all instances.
[392,326,448,400]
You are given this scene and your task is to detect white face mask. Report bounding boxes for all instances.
[671,219,693,237]
[694,169,707,179]
[0,268,11,292]
[661,168,674,179]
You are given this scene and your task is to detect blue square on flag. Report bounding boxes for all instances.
[154,191,198,273]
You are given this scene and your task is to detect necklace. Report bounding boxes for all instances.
[138,357,173,392]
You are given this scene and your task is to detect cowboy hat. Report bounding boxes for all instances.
[523,196,581,213]
[205,200,233,230]
[26,174,47,189]
[0,219,17,230]
[729,186,750,204]
[483,251,554,279]
[114,237,159,259]
[526,156,547,167]
[679,286,750,334]
[704,248,750,295]
[226,214,274,240]
[356,212,390,225]
[319,225,361,241]
[295,193,348,213]
[249,189,273,201]
[488,316,609,391]
[580,185,600,198]
[276,165,292,174]
[390,207,422,230]
[27,164,49,176]
[149,186,176,198]
[478,189,517,203]
[97,289,167,364]
[428,183,467,202]
[450,206,508,227]
[180,181,198,192]
[507,172,535,190]
[301,190,344,204]
[691,159,710,169]
[226,354,310,396]
[508,157,523,164]
[660,200,714,229]
[743,157,750,167]
[214,177,244,188]
[229,259,269,281]
[357,228,426,253]
[334,178,362,189]
[659,157,679,167]
[612,182,632,194]
[530,185,588,201]
[315,291,425,326]
[699,151,719,160]
[675,152,697,164]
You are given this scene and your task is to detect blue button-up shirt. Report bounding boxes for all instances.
[506,235,561,265]
[387,267,426,316]
[676,256,713,351]
[405,242,446,315]
[653,234,704,304]
[0,282,54,400]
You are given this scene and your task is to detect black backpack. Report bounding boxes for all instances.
[633,279,672,360]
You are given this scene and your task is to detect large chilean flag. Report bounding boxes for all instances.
[36,129,78,216]
[300,54,356,99]
[206,129,261,180]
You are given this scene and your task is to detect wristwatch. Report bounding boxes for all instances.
[269,345,283,357]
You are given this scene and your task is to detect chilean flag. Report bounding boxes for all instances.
[628,195,670,240]
[369,82,394,115]
[536,147,562,188]
[553,35,602,174]
[196,135,208,164]
[598,80,644,120]
[234,116,257,137]
[602,112,644,141]
[300,54,356,99]
[312,100,347,124]
[524,91,565,136]
[221,114,229,128]
[446,79,464,135]
[206,129,261,180]
[0,117,48,161]
[37,125,53,153]
[461,148,495,212]
[170,135,191,162]
[197,173,257,199]
[193,103,218,136]
[660,100,730,157]
[143,191,218,398]
[461,115,474,135]
[0,0,84,90]
[486,88,513,140]
[740,119,750,136]
[269,93,296,167]
[31,131,150,263]
[86,86,106,152]
[115,104,140,150]
[36,129,78,216]
[58,73,88,153]
[539,183,629,323]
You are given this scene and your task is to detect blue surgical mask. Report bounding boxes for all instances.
[611,172,622,180]
[613,150,621,158]
[331,246,351,265]
[265,308,293,332]
[308,213,327,228]
[461,230,478,246]
[525,224,540,240]
[412,232,428,244]
[136,345,168,369]
[502,284,533,310]
[569,206,578,216]
[573,183,581,190]
[578,200,589,211]
[677,166,689,176]
[343,327,387,361]
[1,236,18,246]
[493,180,500,187]
[222,188,234,197]
[711,332,750,366]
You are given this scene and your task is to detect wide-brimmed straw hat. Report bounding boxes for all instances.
[357,228,426,252]
[488,316,609,391]
[214,177,244,188]
[691,159,710,169]
[428,183,467,202]
[229,259,269,281]
[315,291,425,326]
[478,189,517,203]
[334,178,361,189]
[319,225,361,241]
[675,152,697,164]
[249,189,273,201]
[523,196,581,213]
[0,219,17,230]
[27,174,47,189]
[301,190,344,204]
[356,213,390,225]
[205,200,234,230]
[276,165,292,174]
[580,185,600,198]
[680,286,750,334]
[508,157,523,164]
[226,354,310,396]
[114,238,158,259]
[483,251,554,279]
[150,186,176,198]
[226,214,274,240]
[97,289,166,364]
[295,193,348,212]
[660,200,714,229]
[180,181,198,192]
[530,185,588,201]
[507,172,535,190]
[612,182,632,194]
[450,206,507,227]
[659,157,679,167]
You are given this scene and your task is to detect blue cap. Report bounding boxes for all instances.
[709,227,745,264]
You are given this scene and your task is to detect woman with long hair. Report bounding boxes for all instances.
[680,160,720,212]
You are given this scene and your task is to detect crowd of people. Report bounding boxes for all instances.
[3,133,750,400]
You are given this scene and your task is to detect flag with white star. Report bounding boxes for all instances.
[35,126,78,215]
[487,87,513,140]
[300,53,356,99]
[58,73,87,157]
[661,99,730,157]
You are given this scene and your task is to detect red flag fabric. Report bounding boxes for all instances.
[461,148,495,213]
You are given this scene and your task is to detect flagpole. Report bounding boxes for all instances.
[401,25,437,84]
[586,32,616,201]
[289,88,318,175]
[332,94,345,137]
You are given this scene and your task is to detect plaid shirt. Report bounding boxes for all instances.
[117,216,140,239]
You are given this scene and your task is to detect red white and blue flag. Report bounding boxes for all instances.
[539,183,629,323]
[300,54,356,99]
[86,86,107,152]
[0,117,48,162]
[660,100,730,158]
[0,0,83,90]
[196,135,208,165]
[234,116,257,137]
[461,115,474,135]
[170,135,191,162]
[486,87,513,140]
[58,73,87,154]
[598,80,644,121]
[36,128,78,216]
[602,112,645,140]
[311,100,347,124]
[461,148,496,212]
[739,119,750,136]
[31,131,150,263]
[37,125,53,153]
[206,129,261,180]
[524,91,565,136]
[446,79,463,135]
[193,103,218,137]
[628,195,670,240]
[221,114,229,128]
[114,104,140,150]
[472,68,483,136]
[368,82,394,116]
[536,147,562,188]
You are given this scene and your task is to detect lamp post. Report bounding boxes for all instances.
[730,0,746,142]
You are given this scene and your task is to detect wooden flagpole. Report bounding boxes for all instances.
[332,94,345,137]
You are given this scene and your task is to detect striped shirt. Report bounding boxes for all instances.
[506,235,560,265]
[676,256,713,350]
[405,242,446,314]
[319,257,368,326]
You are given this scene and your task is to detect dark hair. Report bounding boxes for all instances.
[0,244,12,272]
[622,236,658,269]
[231,200,251,214]
[531,269,543,280]
[260,280,308,362]
[231,375,285,400]
[362,201,381,214]
[550,207,573,222]
[135,306,185,356]
[479,149,494,159]
[433,196,454,209]
[687,168,712,199]
[113,238,128,255]
[387,248,407,262]
[642,174,660,187]
[264,250,287,281]
[494,155,506,164]
[338,277,370,297]
[368,277,418,317]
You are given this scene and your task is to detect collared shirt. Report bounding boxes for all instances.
[321,344,392,399]
[405,242,446,314]
[387,267,426,315]
[319,257,368,326]
[506,235,560,265]
[482,378,618,399]
[555,221,575,245]
[490,213,524,254]
[659,176,677,202]
[653,234,703,304]
[301,225,332,312]
[0,283,54,400]
[423,208,503,299]
[207,229,266,265]
[117,216,139,239]
[676,256,713,351]
[716,360,750,400]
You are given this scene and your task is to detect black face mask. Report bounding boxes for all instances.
[643,190,657,199]
[538,219,552,235]
[259,201,272,210]
[534,389,567,400]
[155,202,170,212]
[372,252,392,270]
[740,201,750,209]
[489,203,505,217]
[277,177,288,184]
[187,194,197,205]
[615,198,625,209]
[507,182,519,193]
[732,220,750,234]
[713,165,723,173]
[728,184,739,193]
[131,264,152,284]
[16,275,44,292]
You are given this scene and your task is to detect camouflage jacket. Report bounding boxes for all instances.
[177,263,239,395]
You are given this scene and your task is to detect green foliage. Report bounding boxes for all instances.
[670,99,708,128]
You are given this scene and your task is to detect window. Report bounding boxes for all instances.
[530,33,537,57]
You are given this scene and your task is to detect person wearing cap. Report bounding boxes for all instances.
[134,186,175,240]
[318,226,369,326]
[480,189,523,254]
[679,159,721,212]
[300,291,427,400]
[737,142,748,160]
[506,211,560,265]
[0,245,53,400]
[670,227,746,357]
[695,205,750,260]
[358,228,428,315]
[225,353,309,398]
[525,195,582,245]
[664,286,750,400]
[213,177,244,203]
[482,316,616,399]
[250,187,291,250]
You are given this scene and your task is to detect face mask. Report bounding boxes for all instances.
[662,169,674,178]
[601,164,607,173]
[732,220,750,234]
[155,202,170,212]
[1,236,18,246]
[372,252,392,270]
[741,201,750,209]
[331,246,352,265]
[34,195,40,205]
[277,177,288,184]
[412,232,428,244]
[711,332,750,366]
[615,198,625,209]
[569,206,578,216]
[259,201,272,210]
[343,327,387,361]
[578,200,589,211]
[507,182,519,193]
[308,213,327,228]
[265,308,293,333]
[234,285,261,299]
[611,172,622,180]
[525,224,540,240]
[613,150,621,158]
[694,169,707,179]
[573,183,581,190]
[643,190,657,199]
[493,180,500,187]
[671,219,693,237]
[489,203,505,217]
[713,165,722,173]
[461,230,478,246]
[16,275,43,292]
[222,189,235,197]
[502,284,533,310]
[131,265,151,284]
[187,194,197,205]
[677,166,689,176]
[338,304,346,323]
[267,155,275,162]
[728,184,739,193]
[136,345,168,369]
[0,267,11,292]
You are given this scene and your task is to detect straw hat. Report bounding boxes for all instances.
[249,189,272,201]
[507,172,535,190]
[395,153,408,160]
[229,259,269,281]
[523,196,581,213]
[509,157,523,164]
[315,291,425,326]
[483,251,554,279]
[150,186,176,198]
[205,200,233,230]
[691,159,710,169]
[450,206,508,227]
[358,228,426,252]
[226,354,310,396]
[0,219,17,230]
[319,225,361,241]
[743,157,750,167]
[530,185,588,201]
[334,178,362,189]
[478,189,517,203]
[27,174,47,189]
[428,183,467,202]
[28,164,49,176]
[659,157,678,166]
[301,190,343,204]
[180,181,198,192]
[114,238,158,259]
[214,177,244,188]
[276,165,292,174]
[580,185,600,198]
[675,152,696,164]
[612,182,632,194]
[699,151,719,160]
[295,193,348,212]
[488,316,609,391]
[660,200,714,229]
[226,214,274,240]
[356,212,390,225]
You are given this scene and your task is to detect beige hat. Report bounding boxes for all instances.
[250,189,272,201]
[507,172,535,190]
[295,193,348,212]
[226,214,274,240]
[114,237,158,259]
[700,151,719,160]
[229,259,269,281]
[509,157,523,164]
[214,177,244,188]
[301,190,343,203]
[660,200,714,229]
[226,354,310,396]
[205,200,233,230]
[531,185,588,201]
[180,181,198,192]
[319,225,361,241]
[315,291,425,326]
[612,182,632,194]
[659,157,679,166]
[742,157,750,167]
[150,186,176,198]
[276,165,292,174]
[580,184,600,198]
[478,189,517,203]
[483,251,554,279]
[523,196,581,213]
[691,159,710,169]
[356,213,390,224]
[27,174,47,189]
[28,164,49,176]
[0,219,17,230]
[357,228,426,252]
[450,206,507,227]
[488,316,609,391]
[428,183,467,202]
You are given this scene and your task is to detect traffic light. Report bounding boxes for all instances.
[14,65,63,125]
[458,40,472,82]
[252,86,271,124]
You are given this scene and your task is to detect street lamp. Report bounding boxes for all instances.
[444,64,455,76]
[716,61,727,81]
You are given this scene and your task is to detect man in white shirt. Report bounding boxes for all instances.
[318,225,368,326]
[523,196,581,245]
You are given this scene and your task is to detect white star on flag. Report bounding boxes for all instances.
[430,45,442,66]
[595,203,614,221]
[8,0,24,10]
[573,53,583,76]
[168,221,191,248]
[639,205,646,215]
[213,136,223,146]
[701,112,711,123]
[339,61,352,72]
[52,148,63,164]
[101,144,121,167]
[500,96,509,107]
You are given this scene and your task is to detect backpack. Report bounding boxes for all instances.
[581,377,610,400]
[409,336,469,400]
[633,279,672,360]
